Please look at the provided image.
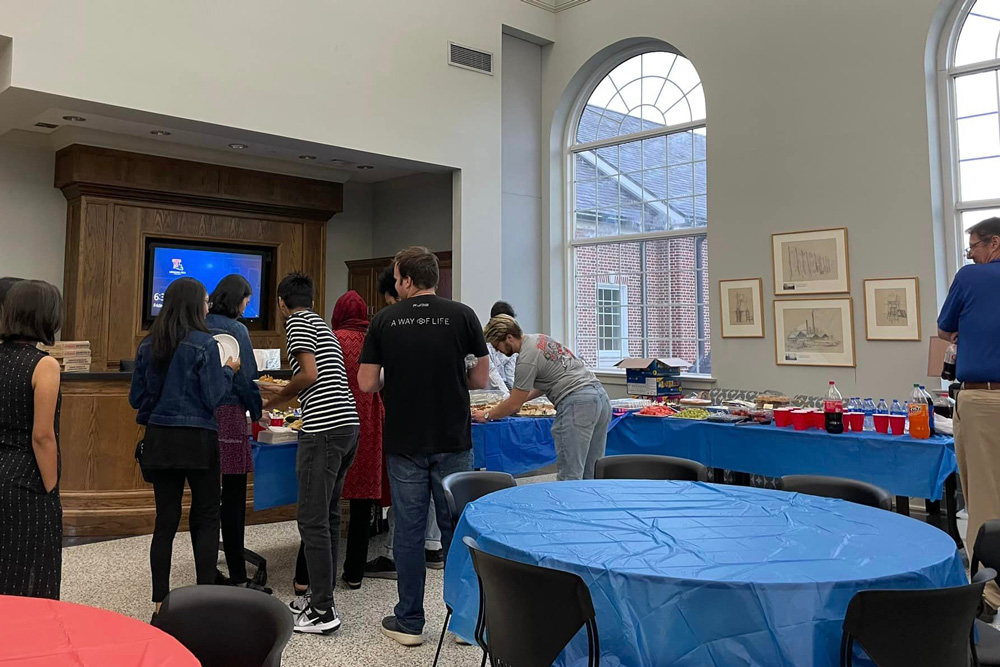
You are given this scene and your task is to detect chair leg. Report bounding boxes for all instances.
[432,608,451,667]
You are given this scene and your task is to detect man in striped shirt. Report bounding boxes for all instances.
[262,272,359,635]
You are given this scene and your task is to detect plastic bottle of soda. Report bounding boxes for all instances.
[919,385,936,437]
[824,381,844,434]
[942,343,957,382]
[908,384,930,439]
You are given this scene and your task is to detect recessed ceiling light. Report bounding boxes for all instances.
[298,155,317,161]
[62,115,87,122]
[229,143,249,150]
[357,165,375,170]
[34,122,59,129]
[150,130,172,136]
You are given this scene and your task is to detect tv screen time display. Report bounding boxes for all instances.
[149,245,265,319]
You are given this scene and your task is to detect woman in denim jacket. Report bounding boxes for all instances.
[129,277,239,620]
[206,274,264,591]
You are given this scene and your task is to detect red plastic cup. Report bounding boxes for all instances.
[873,413,890,434]
[773,408,792,427]
[271,416,284,428]
[811,410,825,430]
[889,415,906,436]
[846,412,864,432]
[251,421,267,441]
[791,410,810,431]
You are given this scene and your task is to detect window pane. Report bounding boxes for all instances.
[694,128,707,160]
[669,164,694,198]
[958,114,1000,160]
[956,10,1000,67]
[597,176,619,208]
[955,71,999,119]
[960,156,1000,201]
[596,145,618,171]
[574,210,596,239]
[575,179,597,211]
[575,151,597,181]
[668,131,693,165]
[620,204,642,234]
[643,201,670,232]
[669,197,696,229]
[962,207,1000,235]
[641,168,668,200]
[643,136,667,169]
[694,161,707,195]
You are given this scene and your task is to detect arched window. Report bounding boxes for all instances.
[569,50,709,373]
[943,0,1000,272]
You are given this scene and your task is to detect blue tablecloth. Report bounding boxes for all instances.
[472,417,556,474]
[251,441,298,511]
[443,480,966,667]
[607,414,957,499]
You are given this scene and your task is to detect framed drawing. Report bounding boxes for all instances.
[771,228,850,295]
[719,278,765,338]
[863,277,920,341]
[774,298,855,367]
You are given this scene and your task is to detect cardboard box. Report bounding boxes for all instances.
[615,357,690,397]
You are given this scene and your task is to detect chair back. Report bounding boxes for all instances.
[153,585,293,667]
[780,474,893,510]
[442,471,516,530]
[594,454,707,482]
[972,519,1000,576]
[840,569,995,667]
[464,536,599,667]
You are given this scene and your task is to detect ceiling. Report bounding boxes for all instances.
[0,87,453,184]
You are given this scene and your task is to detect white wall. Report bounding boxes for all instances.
[541,0,949,400]
[0,141,66,288]
[0,0,555,318]
[371,173,453,257]
[325,180,374,319]
[502,34,544,333]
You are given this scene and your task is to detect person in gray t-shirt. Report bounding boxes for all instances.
[473,315,612,480]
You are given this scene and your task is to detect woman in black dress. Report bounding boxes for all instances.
[0,280,64,599]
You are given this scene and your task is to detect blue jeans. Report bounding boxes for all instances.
[387,449,473,633]
[552,385,612,480]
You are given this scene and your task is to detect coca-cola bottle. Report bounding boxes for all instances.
[824,381,844,434]
[942,343,957,382]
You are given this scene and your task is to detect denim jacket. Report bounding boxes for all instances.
[206,313,262,421]
[129,330,235,431]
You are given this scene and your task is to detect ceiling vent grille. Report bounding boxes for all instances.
[449,42,493,75]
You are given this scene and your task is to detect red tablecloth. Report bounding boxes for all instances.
[0,596,198,666]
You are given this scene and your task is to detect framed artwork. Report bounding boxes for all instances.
[774,297,856,367]
[719,278,765,338]
[771,228,850,295]
[863,277,920,341]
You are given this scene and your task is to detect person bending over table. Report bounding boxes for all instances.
[475,315,612,481]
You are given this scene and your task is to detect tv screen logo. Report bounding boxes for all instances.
[168,258,186,276]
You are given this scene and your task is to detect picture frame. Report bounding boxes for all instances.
[771,228,850,295]
[774,297,856,367]
[719,278,765,338]
[863,277,920,341]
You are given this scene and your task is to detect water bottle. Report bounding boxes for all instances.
[824,381,844,434]
[876,398,889,414]
[890,399,905,417]
[890,399,906,435]
[942,343,957,381]
[862,398,876,432]
[920,385,936,437]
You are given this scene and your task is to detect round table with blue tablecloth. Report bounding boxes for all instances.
[443,480,966,667]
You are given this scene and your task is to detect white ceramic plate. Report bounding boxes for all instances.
[213,333,240,367]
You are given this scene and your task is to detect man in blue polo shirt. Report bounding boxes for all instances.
[938,216,1000,617]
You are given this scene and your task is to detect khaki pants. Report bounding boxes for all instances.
[955,389,1000,609]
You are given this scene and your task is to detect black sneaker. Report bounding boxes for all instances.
[287,590,311,615]
[365,556,398,580]
[380,615,423,646]
[341,572,362,590]
[242,580,273,595]
[293,605,341,635]
[425,548,445,570]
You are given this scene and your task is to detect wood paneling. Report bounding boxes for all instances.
[345,251,452,318]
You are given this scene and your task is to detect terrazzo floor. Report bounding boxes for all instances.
[62,473,557,667]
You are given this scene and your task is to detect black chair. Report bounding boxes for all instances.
[594,454,708,482]
[839,568,995,667]
[464,535,600,667]
[779,474,893,511]
[970,520,1000,666]
[153,584,292,667]
[433,471,517,667]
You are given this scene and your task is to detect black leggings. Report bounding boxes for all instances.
[221,474,248,584]
[149,459,221,603]
[293,499,375,586]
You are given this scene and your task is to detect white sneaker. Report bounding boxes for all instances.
[293,605,341,635]
[288,591,311,615]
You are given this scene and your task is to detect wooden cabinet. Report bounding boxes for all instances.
[345,251,452,317]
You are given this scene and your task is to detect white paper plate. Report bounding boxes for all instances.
[213,333,240,367]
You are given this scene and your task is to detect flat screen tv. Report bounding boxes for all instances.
[142,238,275,330]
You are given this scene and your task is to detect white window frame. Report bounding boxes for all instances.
[596,282,629,367]
[565,46,709,374]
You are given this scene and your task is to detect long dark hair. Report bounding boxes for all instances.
[148,277,209,367]
[209,274,252,319]
[0,280,62,346]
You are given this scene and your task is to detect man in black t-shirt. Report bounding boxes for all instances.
[359,246,489,647]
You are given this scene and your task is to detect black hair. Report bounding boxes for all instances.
[377,266,398,300]
[147,277,209,367]
[277,272,314,310]
[490,301,516,319]
[0,277,23,312]
[0,280,62,346]
[209,274,253,319]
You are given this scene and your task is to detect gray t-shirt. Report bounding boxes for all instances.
[512,334,597,406]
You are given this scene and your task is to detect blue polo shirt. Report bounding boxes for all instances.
[938,258,1000,382]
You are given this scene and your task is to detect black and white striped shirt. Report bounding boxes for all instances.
[284,310,358,433]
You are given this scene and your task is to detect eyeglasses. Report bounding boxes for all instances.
[966,239,991,255]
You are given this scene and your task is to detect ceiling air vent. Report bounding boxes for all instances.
[448,42,493,75]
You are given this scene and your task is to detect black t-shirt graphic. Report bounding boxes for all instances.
[360,295,488,455]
